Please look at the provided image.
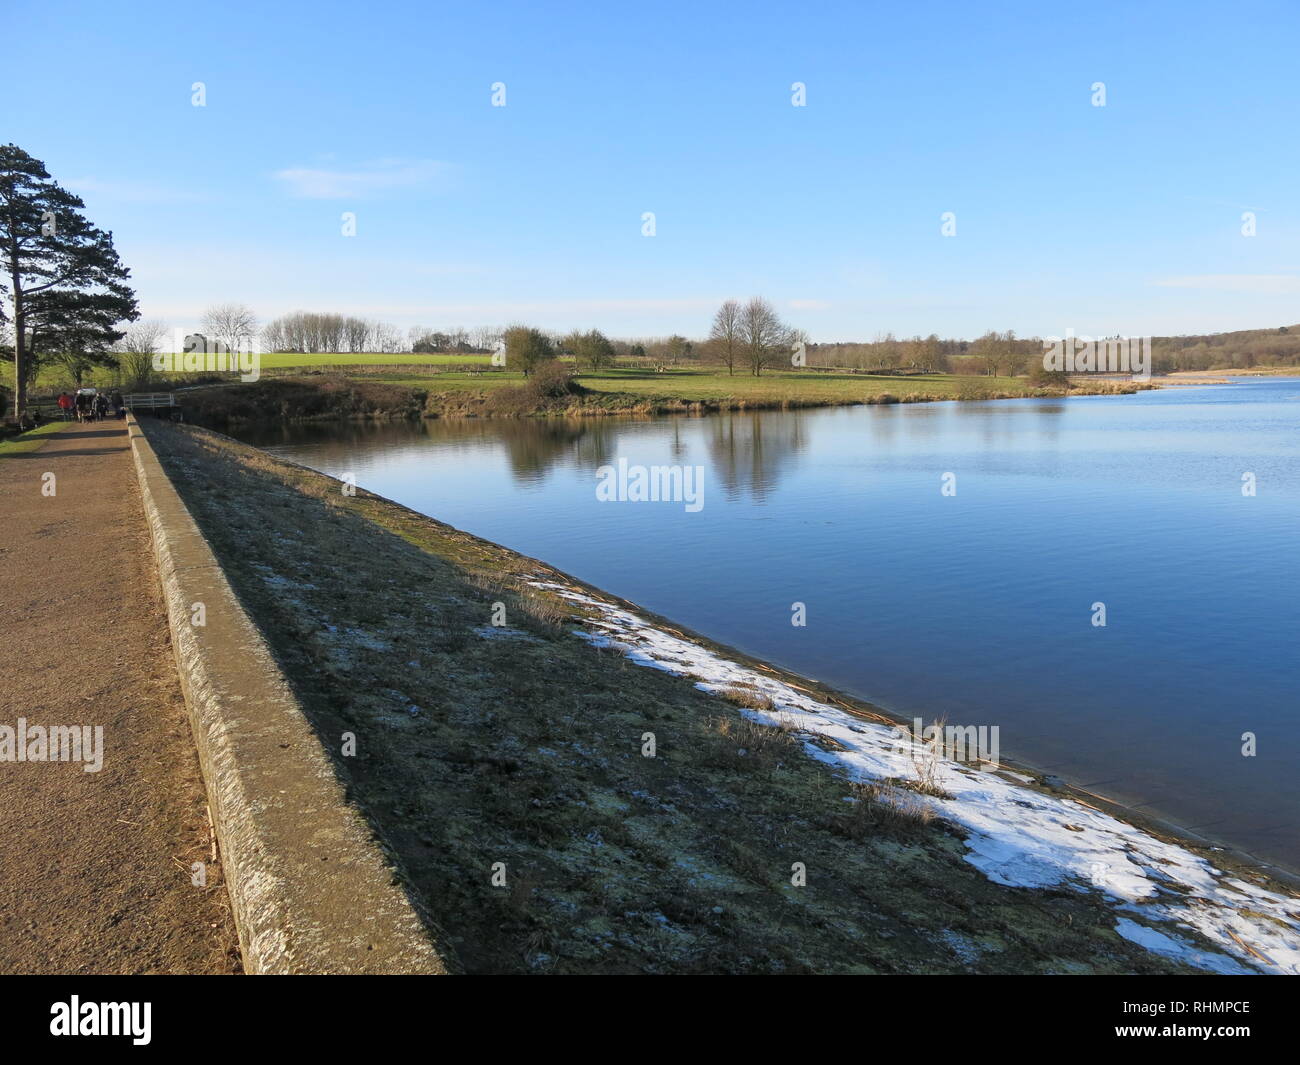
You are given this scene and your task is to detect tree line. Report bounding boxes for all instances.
[1148,326,1300,372]
[263,312,404,354]
[7,139,1300,419]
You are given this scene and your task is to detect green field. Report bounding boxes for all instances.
[33,351,491,390]
[0,420,65,458]
[259,352,490,368]
[31,354,1131,418]
[369,365,1045,404]
[575,367,1027,402]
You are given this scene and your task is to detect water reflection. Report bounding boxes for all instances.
[241,412,813,502]
[706,412,810,502]
[231,381,1300,870]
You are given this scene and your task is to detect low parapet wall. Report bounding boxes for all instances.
[127,415,453,974]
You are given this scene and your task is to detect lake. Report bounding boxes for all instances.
[235,378,1300,872]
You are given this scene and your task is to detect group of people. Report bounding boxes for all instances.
[56,389,125,423]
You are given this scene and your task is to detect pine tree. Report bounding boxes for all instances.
[1,144,137,417]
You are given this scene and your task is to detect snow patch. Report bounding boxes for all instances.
[531,579,1300,975]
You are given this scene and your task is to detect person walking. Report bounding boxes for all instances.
[111,390,125,420]
[93,392,108,421]
[57,391,74,420]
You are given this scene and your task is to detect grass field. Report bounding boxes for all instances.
[259,352,490,368]
[32,355,1147,423]
[368,365,1066,405]
[177,364,1106,428]
[32,351,492,390]
[0,420,65,458]
[575,367,1029,402]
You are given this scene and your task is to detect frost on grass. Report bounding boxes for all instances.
[532,580,1300,976]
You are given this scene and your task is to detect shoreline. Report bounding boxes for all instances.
[172,373,1158,429]
[135,417,1300,973]
[183,375,1294,889]
[526,580,1300,891]
[195,403,1297,885]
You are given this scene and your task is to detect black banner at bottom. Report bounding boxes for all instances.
[0,973,1288,1051]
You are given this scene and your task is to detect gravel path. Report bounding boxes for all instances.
[0,420,240,973]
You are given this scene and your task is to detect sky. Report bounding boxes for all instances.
[6,0,1300,343]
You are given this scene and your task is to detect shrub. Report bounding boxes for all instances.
[564,329,616,372]
[718,685,776,711]
[503,326,556,376]
[484,361,586,414]
[834,780,937,841]
[1027,364,1071,389]
[528,360,581,399]
[711,713,799,770]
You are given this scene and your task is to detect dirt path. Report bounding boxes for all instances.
[0,420,241,974]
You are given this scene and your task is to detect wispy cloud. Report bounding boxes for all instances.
[272,158,448,199]
[1153,274,1300,294]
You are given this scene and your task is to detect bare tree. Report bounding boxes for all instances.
[902,335,925,370]
[738,297,791,377]
[997,329,1024,376]
[114,319,168,388]
[921,333,946,372]
[261,317,288,353]
[343,315,370,353]
[201,303,258,354]
[471,325,502,353]
[370,320,406,353]
[971,330,1002,377]
[873,331,902,370]
[709,299,743,376]
[263,310,400,354]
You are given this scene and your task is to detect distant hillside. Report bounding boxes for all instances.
[808,325,1300,374]
[1150,325,1300,372]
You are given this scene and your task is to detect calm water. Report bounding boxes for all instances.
[236,379,1300,870]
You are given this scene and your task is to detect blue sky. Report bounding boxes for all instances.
[8,0,1300,342]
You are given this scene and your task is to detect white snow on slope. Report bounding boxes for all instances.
[532,580,1300,975]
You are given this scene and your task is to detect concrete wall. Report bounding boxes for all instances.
[127,415,454,974]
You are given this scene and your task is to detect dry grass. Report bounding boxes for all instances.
[717,684,777,712]
[910,720,952,799]
[711,713,800,770]
[465,573,572,634]
[835,780,938,842]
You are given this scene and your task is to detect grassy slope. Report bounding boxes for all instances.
[140,418,1204,974]
[375,366,1061,403]
[173,365,1148,426]
[578,366,1028,401]
[35,354,1149,418]
[0,421,66,458]
[33,351,491,390]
